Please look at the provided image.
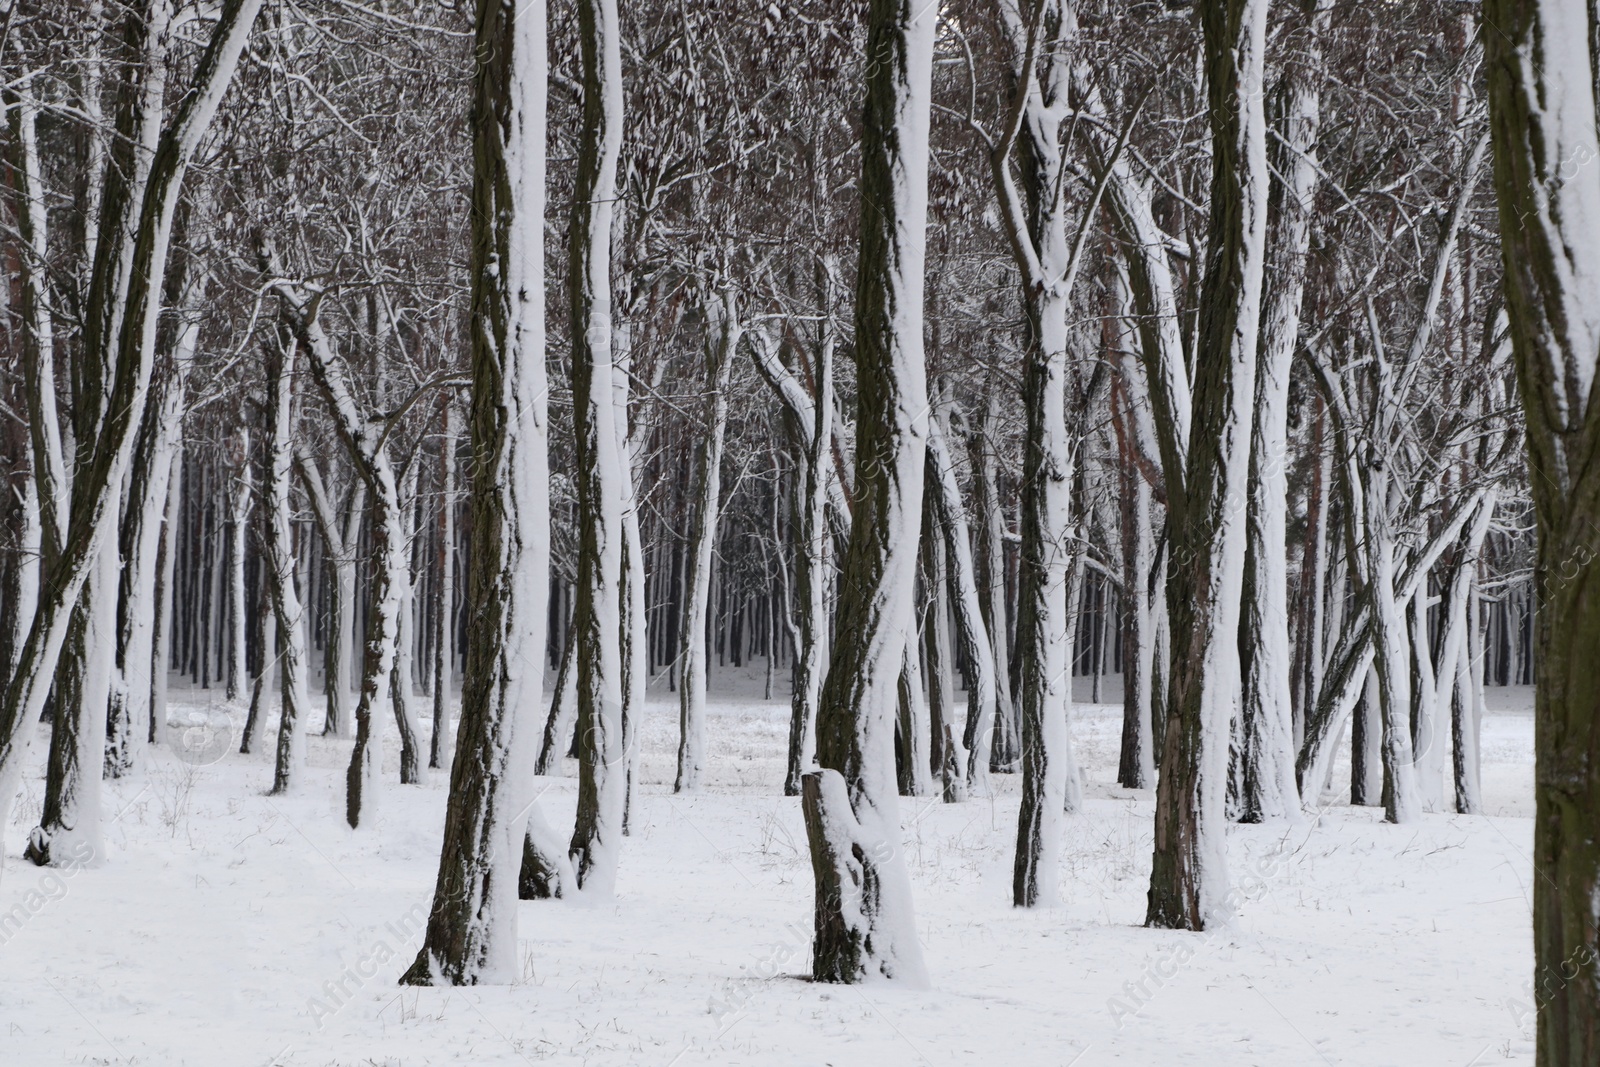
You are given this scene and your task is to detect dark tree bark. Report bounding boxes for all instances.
[402,0,552,985]
[801,0,933,985]
[1144,0,1268,931]
[1483,3,1600,1059]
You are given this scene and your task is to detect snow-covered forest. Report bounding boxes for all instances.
[0,0,1592,1062]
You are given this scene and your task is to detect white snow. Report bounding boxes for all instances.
[0,669,1538,1064]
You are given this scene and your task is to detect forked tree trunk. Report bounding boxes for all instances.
[402,0,553,984]
[1483,7,1600,1058]
[801,0,932,986]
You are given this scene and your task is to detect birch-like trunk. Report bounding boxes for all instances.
[926,407,993,796]
[430,401,457,771]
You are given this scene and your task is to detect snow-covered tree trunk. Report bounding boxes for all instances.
[403,0,553,982]
[926,407,993,796]
[1234,0,1330,823]
[29,537,117,866]
[0,0,260,853]
[430,401,456,771]
[749,314,835,796]
[391,459,426,785]
[676,288,740,793]
[921,467,965,803]
[226,431,250,703]
[150,451,181,746]
[973,384,1018,772]
[535,630,576,776]
[1145,0,1267,931]
[801,0,932,985]
[264,338,312,796]
[1483,6,1600,1057]
[299,456,363,740]
[986,0,1097,908]
[566,0,628,898]
[1358,463,1420,824]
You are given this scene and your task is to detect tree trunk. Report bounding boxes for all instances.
[566,0,628,898]
[1145,0,1268,931]
[801,0,933,986]
[0,0,264,851]
[676,288,740,793]
[402,0,554,984]
[265,337,312,796]
[1483,8,1600,1058]
[430,401,457,770]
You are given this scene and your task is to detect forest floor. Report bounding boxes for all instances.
[1,669,1536,1065]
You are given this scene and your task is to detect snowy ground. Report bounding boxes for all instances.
[1,670,1538,1065]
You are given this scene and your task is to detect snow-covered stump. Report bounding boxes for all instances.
[401,0,549,987]
[565,0,628,899]
[800,0,932,987]
[1145,0,1268,932]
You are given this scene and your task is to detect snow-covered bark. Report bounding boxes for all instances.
[1483,6,1600,1053]
[801,0,933,986]
[676,288,740,793]
[106,343,190,776]
[297,454,363,740]
[920,465,966,804]
[566,0,628,898]
[150,451,181,746]
[391,459,426,785]
[1234,0,1331,823]
[430,402,456,771]
[972,385,1018,772]
[264,339,312,796]
[987,0,1097,909]
[1145,0,1268,931]
[29,536,117,866]
[0,0,262,849]
[402,0,551,985]
[895,641,933,798]
[749,316,835,795]
[925,408,992,796]
[225,438,249,704]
